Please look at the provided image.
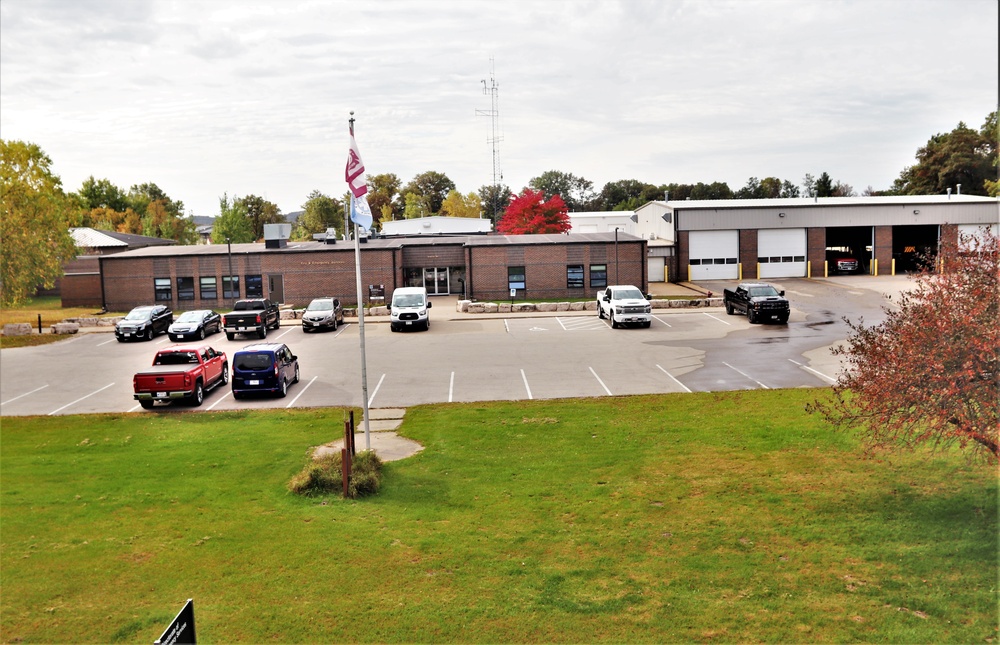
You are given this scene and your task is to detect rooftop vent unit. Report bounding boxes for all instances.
[264,223,291,249]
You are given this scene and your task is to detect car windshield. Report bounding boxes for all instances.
[749,286,780,297]
[235,353,272,370]
[393,295,424,307]
[125,308,153,320]
[176,311,203,322]
[613,288,643,300]
[307,300,333,311]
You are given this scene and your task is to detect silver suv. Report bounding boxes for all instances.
[301,297,344,332]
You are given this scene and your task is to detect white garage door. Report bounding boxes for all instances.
[758,229,806,278]
[647,256,665,282]
[689,230,739,280]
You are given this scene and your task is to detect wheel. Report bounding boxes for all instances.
[390,325,398,332]
[278,378,288,398]
[232,391,242,400]
[117,337,125,343]
[220,364,229,385]
[145,328,154,341]
[198,328,205,340]
[611,316,619,329]
[725,303,734,315]
[226,333,235,341]
[598,307,604,319]
[747,310,757,324]
[190,381,204,407]
[331,318,337,331]
[423,319,430,331]
[258,326,267,339]
[139,400,154,409]
[293,363,300,384]
[778,316,789,325]
[643,320,651,328]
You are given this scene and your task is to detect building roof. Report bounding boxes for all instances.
[71,227,178,249]
[99,232,646,260]
[654,194,997,210]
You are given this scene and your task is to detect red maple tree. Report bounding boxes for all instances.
[496,189,571,235]
[815,227,999,462]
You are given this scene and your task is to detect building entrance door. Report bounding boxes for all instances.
[424,267,449,295]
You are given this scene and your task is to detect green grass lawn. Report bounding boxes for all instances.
[1,391,995,643]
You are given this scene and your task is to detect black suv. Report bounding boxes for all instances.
[115,305,173,342]
[231,343,300,399]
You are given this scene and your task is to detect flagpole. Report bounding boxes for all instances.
[349,113,372,451]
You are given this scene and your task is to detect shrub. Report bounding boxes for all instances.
[287,449,383,498]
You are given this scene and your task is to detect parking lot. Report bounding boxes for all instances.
[0,276,908,416]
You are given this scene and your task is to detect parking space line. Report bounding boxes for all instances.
[97,337,118,346]
[788,359,836,384]
[656,365,692,393]
[48,382,116,415]
[368,373,386,407]
[1,384,49,406]
[703,312,731,325]
[651,314,672,327]
[589,367,612,396]
[286,375,317,408]
[520,369,533,399]
[206,389,231,410]
[722,362,769,389]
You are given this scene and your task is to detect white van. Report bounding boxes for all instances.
[389,287,432,332]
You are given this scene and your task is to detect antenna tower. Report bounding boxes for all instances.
[476,58,503,220]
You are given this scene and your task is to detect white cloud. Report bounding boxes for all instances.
[2,0,996,216]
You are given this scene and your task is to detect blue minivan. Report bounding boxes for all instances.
[231,343,299,399]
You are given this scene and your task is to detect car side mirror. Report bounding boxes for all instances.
[427,302,432,308]
[779,291,785,296]
[645,294,652,300]
[291,355,297,361]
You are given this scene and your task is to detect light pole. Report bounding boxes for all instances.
[614,227,620,284]
[226,237,234,303]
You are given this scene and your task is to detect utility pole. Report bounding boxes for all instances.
[476,57,503,222]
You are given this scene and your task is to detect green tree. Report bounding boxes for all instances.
[735,177,802,199]
[402,192,430,219]
[210,194,254,244]
[597,179,657,211]
[477,183,512,224]
[528,170,595,211]
[0,140,78,306]
[439,190,482,218]
[76,176,130,212]
[128,182,185,219]
[890,112,997,196]
[238,194,284,241]
[367,173,402,226]
[293,190,343,240]
[400,171,455,215]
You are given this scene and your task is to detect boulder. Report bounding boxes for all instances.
[50,322,80,335]
[3,323,33,336]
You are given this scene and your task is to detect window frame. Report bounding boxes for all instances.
[507,266,526,291]
[589,264,607,288]
[154,277,172,302]
[566,264,584,289]
[200,276,218,300]
[176,276,195,301]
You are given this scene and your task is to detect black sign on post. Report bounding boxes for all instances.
[368,284,385,301]
[154,598,196,645]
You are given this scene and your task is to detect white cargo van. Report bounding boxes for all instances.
[389,287,432,332]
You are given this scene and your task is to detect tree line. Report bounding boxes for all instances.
[1,111,995,306]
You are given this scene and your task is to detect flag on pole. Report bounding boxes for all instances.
[350,193,373,230]
[346,128,368,199]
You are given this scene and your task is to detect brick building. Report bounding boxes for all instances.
[98,233,647,311]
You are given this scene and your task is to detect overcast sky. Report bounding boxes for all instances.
[2,0,997,218]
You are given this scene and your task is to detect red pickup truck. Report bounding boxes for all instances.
[133,345,229,409]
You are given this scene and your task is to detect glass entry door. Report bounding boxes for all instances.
[424,267,449,295]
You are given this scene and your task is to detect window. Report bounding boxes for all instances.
[566,265,584,289]
[177,277,195,301]
[154,278,172,301]
[590,264,607,288]
[223,276,240,299]
[245,275,263,298]
[507,266,525,291]
[200,276,218,300]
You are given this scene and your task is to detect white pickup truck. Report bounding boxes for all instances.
[596,285,653,328]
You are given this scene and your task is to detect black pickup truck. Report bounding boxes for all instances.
[223,299,281,340]
[723,282,790,324]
